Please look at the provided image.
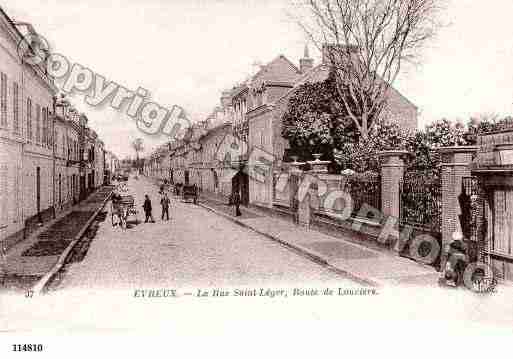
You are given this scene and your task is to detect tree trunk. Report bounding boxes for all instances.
[360,112,369,139]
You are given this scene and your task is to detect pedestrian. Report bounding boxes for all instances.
[442,232,468,287]
[142,194,155,223]
[232,190,242,217]
[160,192,170,221]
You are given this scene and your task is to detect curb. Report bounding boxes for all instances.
[32,188,114,295]
[197,201,382,287]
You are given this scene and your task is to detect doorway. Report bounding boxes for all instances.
[232,170,249,206]
[184,170,190,186]
[58,174,61,206]
[36,167,41,219]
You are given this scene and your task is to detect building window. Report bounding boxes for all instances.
[35,104,41,143]
[45,107,52,147]
[13,82,19,133]
[0,164,7,225]
[45,107,50,147]
[42,107,48,147]
[0,73,7,127]
[41,107,46,145]
[27,98,32,140]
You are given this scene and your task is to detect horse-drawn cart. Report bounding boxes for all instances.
[182,184,198,204]
[111,194,139,229]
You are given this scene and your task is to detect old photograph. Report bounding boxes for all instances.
[0,0,513,356]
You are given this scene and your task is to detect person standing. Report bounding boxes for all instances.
[143,194,155,223]
[232,190,242,217]
[161,192,170,221]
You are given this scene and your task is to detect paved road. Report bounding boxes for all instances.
[57,177,356,290]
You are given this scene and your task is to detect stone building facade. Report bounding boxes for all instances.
[0,7,113,250]
[0,10,57,248]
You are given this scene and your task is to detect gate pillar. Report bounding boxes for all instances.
[378,151,410,219]
[439,146,479,270]
[288,159,308,227]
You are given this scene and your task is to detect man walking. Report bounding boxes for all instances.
[160,192,170,221]
[232,190,242,217]
[143,194,155,223]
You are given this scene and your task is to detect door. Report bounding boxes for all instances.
[80,175,85,200]
[36,167,41,215]
[58,174,61,206]
[240,171,249,205]
[184,170,190,186]
[213,170,219,192]
[232,170,249,206]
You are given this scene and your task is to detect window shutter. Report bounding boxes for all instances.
[13,82,19,132]
[0,73,7,127]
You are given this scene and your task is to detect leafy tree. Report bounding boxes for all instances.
[467,114,513,137]
[334,121,413,173]
[424,118,469,147]
[282,71,356,162]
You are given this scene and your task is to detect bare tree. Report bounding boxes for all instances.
[296,0,443,138]
[132,138,144,170]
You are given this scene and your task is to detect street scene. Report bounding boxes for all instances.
[1,0,513,345]
[56,176,355,290]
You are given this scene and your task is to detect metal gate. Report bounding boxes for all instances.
[461,176,487,264]
[399,173,442,233]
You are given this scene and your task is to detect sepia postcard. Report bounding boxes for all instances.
[1,0,513,357]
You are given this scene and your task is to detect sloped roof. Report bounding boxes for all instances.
[251,55,301,85]
[274,64,330,107]
[232,55,302,99]
[273,63,417,110]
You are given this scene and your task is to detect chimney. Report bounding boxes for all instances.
[220,89,232,108]
[322,43,358,65]
[299,44,314,74]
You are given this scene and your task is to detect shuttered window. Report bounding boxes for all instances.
[42,107,47,146]
[0,73,7,127]
[0,164,7,226]
[27,97,32,140]
[13,82,19,132]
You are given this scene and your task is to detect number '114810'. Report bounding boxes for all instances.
[12,344,43,352]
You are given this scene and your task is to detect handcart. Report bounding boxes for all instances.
[111,194,139,229]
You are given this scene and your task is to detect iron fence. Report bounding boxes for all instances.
[346,173,381,218]
[399,173,442,232]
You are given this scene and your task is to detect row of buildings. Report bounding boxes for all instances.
[144,45,418,208]
[0,8,118,251]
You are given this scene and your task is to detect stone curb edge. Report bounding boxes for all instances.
[32,189,114,295]
[197,201,383,288]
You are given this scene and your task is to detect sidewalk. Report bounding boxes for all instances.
[197,191,440,287]
[0,186,113,291]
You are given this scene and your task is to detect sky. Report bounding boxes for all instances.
[3,0,513,158]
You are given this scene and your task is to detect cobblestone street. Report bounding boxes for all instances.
[56,177,356,291]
